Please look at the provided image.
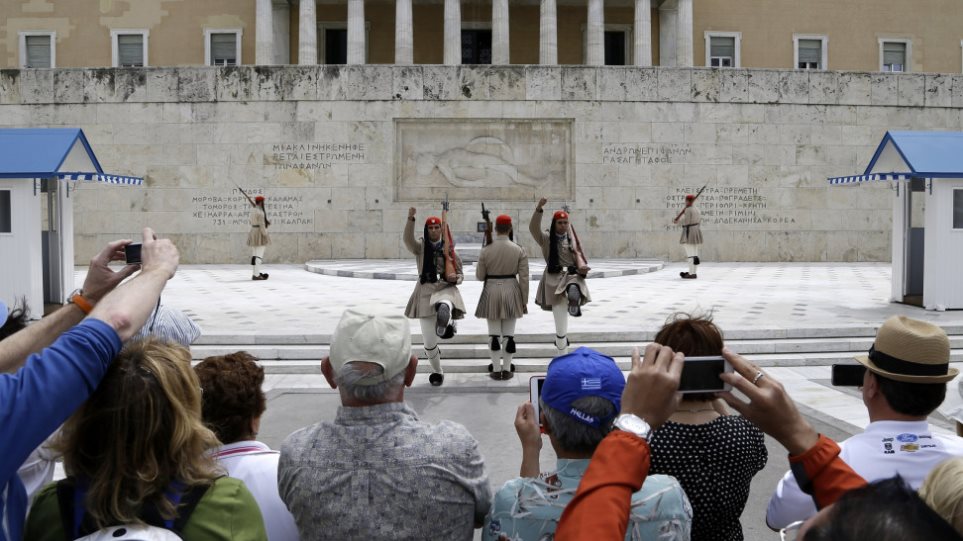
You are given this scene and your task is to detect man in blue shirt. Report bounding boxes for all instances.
[0,228,180,541]
[484,347,692,541]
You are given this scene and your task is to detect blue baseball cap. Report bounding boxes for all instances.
[541,346,625,428]
[0,299,8,328]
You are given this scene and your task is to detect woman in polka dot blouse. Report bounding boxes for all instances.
[647,313,769,541]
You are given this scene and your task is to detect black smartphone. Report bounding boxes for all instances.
[679,356,732,394]
[529,376,546,427]
[124,242,142,264]
[831,364,866,386]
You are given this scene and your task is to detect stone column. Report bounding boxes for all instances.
[256,0,274,64]
[298,0,317,64]
[539,0,557,65]
[347,0,365,64]
[395,0,413,64]
[492,0,510,64]
[676,0,693,67]
[633,0,651,66]
[585,0,604,66]
[443,0,461,65]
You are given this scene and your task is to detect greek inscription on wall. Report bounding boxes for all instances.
[265,143,367,170]
[189,188,314,231]
[602,144,692,165]
[664,186,793,228]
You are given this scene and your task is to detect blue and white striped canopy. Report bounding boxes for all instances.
[58,172,143,185]
[828,173,909,185]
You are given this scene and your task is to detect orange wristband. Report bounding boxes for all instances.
[70,293,94,315]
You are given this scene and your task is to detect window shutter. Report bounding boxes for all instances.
[883,42,906,66]
[710,36,735,58]
[798,39,821,64]
[117,34,144,66]
[25,35,51,68]
[211,33,237,65]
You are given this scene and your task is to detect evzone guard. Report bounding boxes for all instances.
[238,187,270,281]
[673,186,705,279]
[475,213,529,380]
[530,197,590,354]
[404,203,466,387]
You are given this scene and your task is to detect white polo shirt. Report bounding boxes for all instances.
[766,420,963,529]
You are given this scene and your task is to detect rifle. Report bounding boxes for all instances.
[562,204,590,275]
[441,195,456,282]
[481,203,493,247]
[673,182,708,222]
[236,184,271,227]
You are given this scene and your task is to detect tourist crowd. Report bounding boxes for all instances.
[2,233,963,541]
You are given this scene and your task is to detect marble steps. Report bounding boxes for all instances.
[190,333,963,374]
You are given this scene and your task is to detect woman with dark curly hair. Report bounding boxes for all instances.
[195,352,298,541]
[647,313,768,541]
[24,339,267,540]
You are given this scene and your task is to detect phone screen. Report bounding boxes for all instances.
[124,242,142,264]
[679,356,730,393]
[831,364,866,386]
[530,376,546,427]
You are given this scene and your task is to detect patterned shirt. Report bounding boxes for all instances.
[278,402,492,541]
[484,459,692,541]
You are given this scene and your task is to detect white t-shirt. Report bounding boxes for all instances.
[766,420,963,529]
[214,441,300,541]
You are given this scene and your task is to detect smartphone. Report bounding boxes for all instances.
[679,356,732,394]
[529,376,546,427]
[124,242,142,264]
[831,364,866,386]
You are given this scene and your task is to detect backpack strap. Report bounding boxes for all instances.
[55,478,78,541]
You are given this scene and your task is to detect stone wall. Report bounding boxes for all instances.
[1,65,960,263]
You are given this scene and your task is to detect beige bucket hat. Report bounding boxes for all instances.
[855,315,957,384]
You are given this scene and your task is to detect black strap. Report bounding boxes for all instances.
[868,345,948,377]
[56,478,212,539]
[485,274,515,280]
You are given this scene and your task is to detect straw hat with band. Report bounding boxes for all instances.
[854,316,957,384]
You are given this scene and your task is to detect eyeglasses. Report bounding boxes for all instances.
[779,520,805,541]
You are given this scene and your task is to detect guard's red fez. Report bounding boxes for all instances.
[685,194,696,201]
[425,216,441,226]
[255,195,265,203]
[495,214,512,226]
[553,210,569,220]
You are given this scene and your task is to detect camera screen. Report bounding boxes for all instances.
[679,358,726,392]
[125,243,142,264]
[831,364,866,386]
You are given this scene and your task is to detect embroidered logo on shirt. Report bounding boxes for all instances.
[896,433,918,443]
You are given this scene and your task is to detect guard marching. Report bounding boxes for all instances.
[674,193,703,279]
[530,198,590,354]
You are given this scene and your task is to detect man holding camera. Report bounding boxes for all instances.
[483,347,691,540]
[766,315,963,529]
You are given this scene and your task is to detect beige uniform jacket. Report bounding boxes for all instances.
[403,217,467,319]
[679,206,703,245]
[529,209,591,310]
[475,235,529,319]
[247,207,270,247]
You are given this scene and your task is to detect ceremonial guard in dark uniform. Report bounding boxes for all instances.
[476,214,529,380]
[404,207,466,386]
[530,198,590,354]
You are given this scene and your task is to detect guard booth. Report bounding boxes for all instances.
[0,128,142,317]
[829,131,963,311]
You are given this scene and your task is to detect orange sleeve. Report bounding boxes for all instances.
[788,434,867,509]
[555,431,650,541]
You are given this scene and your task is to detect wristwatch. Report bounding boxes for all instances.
[67,288,94,315]
[612,413,652,440]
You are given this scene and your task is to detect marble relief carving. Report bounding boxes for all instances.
[395,119,574,201]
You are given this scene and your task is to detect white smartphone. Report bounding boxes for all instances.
[529,376,546,427]
[679,356,733,394]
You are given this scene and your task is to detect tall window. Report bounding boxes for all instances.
[881,40,909,72]
[111,30,148,67]
[205,29,242,66]
[19,32,55,68]
[462,29,492,64]
[954,188,963,230]
[0,190,11,233]
[705,33,740,68]
[795,37,826,70]
[324,28,347,64]
[604,28,631,66]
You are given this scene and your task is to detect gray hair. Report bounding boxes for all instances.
[335,361,406,403]
[540,396,616,454]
